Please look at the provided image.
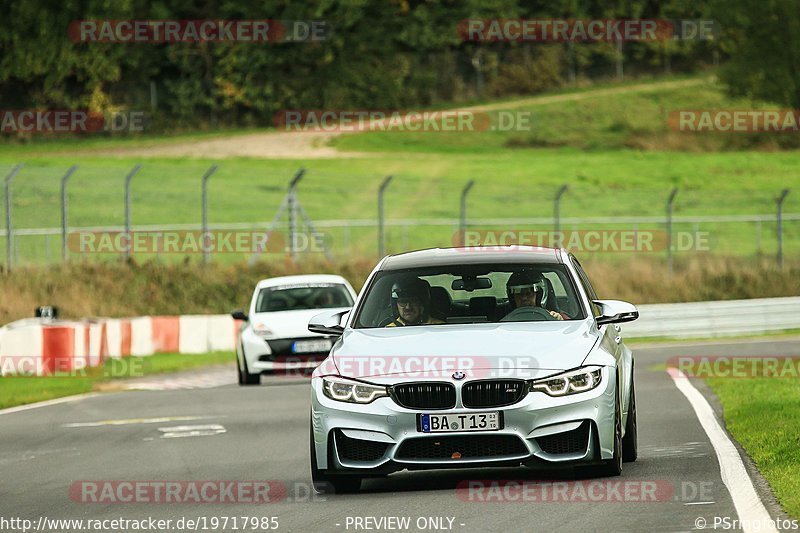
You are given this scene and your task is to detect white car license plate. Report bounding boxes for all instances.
[419,412,501,433]
[292,339,332,353]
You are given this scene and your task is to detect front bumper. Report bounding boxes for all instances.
[310,367,616,473]
[241,329,336,372]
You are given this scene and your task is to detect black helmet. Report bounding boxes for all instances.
[506,270,545,308]
[391,277,431,319]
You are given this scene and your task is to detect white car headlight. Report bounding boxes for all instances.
[322,376,388,404]
[529,366,603,397]
[252,323,274,339]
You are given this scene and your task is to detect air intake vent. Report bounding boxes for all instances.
[335,431,389,462]
[396,434,528,460]
[536,422,591,455]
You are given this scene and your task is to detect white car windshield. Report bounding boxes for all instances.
[256,284,353,312]
[354,264,585,328]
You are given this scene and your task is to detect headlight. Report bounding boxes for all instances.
[252,323,274,338]
[529,366,603,397]
[322,376,388,404]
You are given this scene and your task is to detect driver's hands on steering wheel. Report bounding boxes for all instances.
[548,310,564,320]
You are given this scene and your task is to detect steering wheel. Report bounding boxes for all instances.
[499,306,557,322]
[378,315,398,327]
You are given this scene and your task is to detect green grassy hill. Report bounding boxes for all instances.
[0,75,798,265]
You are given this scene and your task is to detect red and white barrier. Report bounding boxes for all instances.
[104,319,132,358]
[0,314,237,376]
[178,315,238,354]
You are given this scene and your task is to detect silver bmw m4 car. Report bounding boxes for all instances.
[309,247,639,493]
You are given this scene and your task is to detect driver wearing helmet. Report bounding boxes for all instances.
[505,270,566,320]
[387,277,445,326]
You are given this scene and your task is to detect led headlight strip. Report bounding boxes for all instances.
[529,366,603,397]
[322,376,388,404]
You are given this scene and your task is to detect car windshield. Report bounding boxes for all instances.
[256,284,353,312]
[354,264,585,328]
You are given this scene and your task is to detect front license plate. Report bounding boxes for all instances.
[292,339,332,353]
[419,412,501,433]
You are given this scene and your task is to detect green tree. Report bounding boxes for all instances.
[714,0,800,107]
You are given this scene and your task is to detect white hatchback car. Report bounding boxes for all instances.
[232,274,357,384]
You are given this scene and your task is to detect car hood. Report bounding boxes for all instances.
[328,321,599,381]
[251,308,348,338]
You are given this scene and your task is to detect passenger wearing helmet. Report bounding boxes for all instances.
[505,270,566,320]
[387,277,445,326]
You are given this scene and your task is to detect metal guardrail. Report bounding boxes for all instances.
[2,298,798,345]
[623,296,800,338]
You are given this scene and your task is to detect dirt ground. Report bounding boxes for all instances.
[87,79,704,159]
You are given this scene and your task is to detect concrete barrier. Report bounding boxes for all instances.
[0,314,237,376]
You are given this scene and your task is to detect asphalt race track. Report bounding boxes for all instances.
[2,339,798,533]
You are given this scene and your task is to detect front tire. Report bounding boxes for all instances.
[238,349,260,386]
[310,425,362,494]
[622,377,638,463]
[592,375,622,477]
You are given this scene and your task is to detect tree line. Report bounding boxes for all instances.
[0,0,792,134]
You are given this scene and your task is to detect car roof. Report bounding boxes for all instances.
[255,274,350,289]
[380,246,563,270]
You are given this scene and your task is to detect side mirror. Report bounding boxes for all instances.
[593,300,639,326]
[309,308,351,336]
[231,309,248,321]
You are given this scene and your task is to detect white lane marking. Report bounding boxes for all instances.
[63,415,221,428]
[686,501,716,505]
[0,393,101,416]
[158,424,226,438]
[667,368,778,533]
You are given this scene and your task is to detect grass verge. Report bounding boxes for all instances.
[630,329,800,347]
[0,351,233,410]
[707,377,800,518]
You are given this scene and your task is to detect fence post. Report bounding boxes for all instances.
[755,218,762,253]
[777,189,790,269]
[666,188,679,272]
[459,180,475,246]
[123,164,142,260]
[378,175,393,258]
[4,164,23,272]
[553,184,569,246]
[288,168,305,261]
[60,165,78,263]
[201,164,219,264]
